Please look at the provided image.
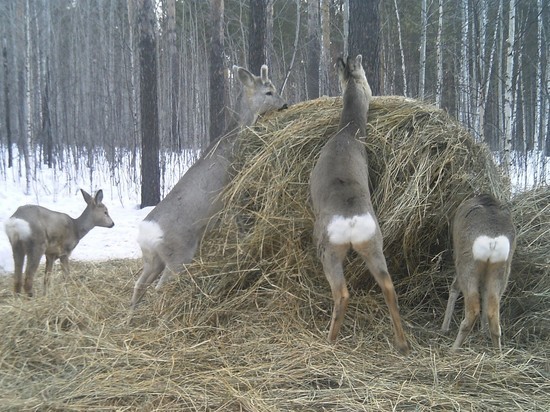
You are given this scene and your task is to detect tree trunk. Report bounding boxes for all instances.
[435,0,443,107]
[535,0,544,158]
[343,0,349,58]
[23,0,32,194]
[166,0,180,151]
[280,0,301,95]
[393,0,408,97]
[306,0,320,99]
[2,41,13,167]
[249,0,267,74]
[418,0,427,100]
[503,0,516,176]
[138,0,160,208]
[478,0,501,144]
[209,0,226,144]
[349,0,380,95]
[458,0,469,126]
[319,0,331,96]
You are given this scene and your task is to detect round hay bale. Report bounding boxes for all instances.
[504,186,550,343]
[175,96,509,313]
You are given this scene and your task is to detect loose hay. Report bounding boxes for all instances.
[0,97,548,410]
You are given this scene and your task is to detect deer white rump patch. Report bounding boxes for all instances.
[137,220,164,251]
[4,218,32,242]
[327,214,376,245]
[472,235,510,263]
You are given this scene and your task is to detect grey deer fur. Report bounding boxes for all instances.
[4,189,114,296]
[130,64,287,311]
[309,55,409,355]
[442,193,516,351]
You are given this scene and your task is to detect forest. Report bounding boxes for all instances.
[0,0,549,203]
[0,2,549,409]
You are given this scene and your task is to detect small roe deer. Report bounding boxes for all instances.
[130,64,287,312]
[4,189,115,297]
[309,55,409,355]
[442,193,516,351]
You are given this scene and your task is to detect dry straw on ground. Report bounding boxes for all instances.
[0,96,548,410]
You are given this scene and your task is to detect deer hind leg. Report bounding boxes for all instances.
[452,284,481,351]
[11,241,25,294]
[23,245,43,298]
[156,237,199,290]
[130,251,166,310]
[442,278,460,332]
[483,263,507,351]
[320,244,350,342]
[355,241,409,355]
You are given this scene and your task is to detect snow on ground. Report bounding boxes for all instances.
[0,171,152,275]
[0,149,197,275]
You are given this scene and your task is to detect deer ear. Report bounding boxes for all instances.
[355,54,362,66]
[236,67,255,88]
[80,189,93,204]
[94,189,104,204]
[260,64,269,83]
[336,57,346,76]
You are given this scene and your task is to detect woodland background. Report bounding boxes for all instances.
[0,0,548,207]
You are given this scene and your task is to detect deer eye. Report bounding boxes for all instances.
[266,91,273,96]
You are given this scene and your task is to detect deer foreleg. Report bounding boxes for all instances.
[43,255,55,294]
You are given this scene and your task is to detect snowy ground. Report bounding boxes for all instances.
[0,149,196,275]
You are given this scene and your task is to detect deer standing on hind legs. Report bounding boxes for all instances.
[442,194,516,351]
[130,64,287,313]
[4,189,115,297]
[309,55,410,355]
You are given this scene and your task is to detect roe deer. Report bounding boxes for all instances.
[310,55,409,354]
[130,64,287,311]
[4,189,115,297]
[309,55,409,355]
[442,193,516,351]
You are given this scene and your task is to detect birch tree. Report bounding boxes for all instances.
[2,40,13,167]
[503,0,516,175]
[166,0,180,150]
[209,0,226,143]
[319,0,331,96]
[535,0,547,183]
[343,0,349,58]
[435,0,443,107]
[418,0,427,100]
[306,0,320,99]
[458,0,470,126]
[23,0,32,194]
[393,0,408,97]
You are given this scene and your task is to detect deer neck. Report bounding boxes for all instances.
[214,93,258,156]
[338,82,369,136]
[340,91,369,137]
[74,208,95,240]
